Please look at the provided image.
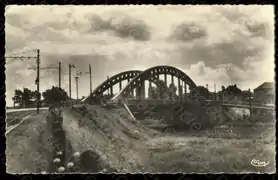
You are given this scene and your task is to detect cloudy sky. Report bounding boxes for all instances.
[5,5,274,106]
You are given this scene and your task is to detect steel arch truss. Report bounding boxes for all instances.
[112,66,197,100]
[90,70,142,98]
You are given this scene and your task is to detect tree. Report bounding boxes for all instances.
[12,97,16,108]
[13,89,23,106]
[189,86,210,100]
[13,88,36,108]
[42,86,68,105]
[218,84,243,101]
[22,88,35,106]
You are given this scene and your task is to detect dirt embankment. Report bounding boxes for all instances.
[6,112,53,173]
[6,104,275,173]
[62,104,275,173]
[62,104,162,172]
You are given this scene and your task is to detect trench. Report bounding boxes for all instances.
[45,109,105,173]
[46,112,68,173]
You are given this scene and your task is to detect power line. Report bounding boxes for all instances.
[6,49,37,57]
[27,61,62,89]
[6,49,41,114]
[76,64,92,95]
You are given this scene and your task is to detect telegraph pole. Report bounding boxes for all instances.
[89,64,92,95]
[36,49,40,114]
[214,84,216,100]
[75,76,79,100]
[58,61,61,88]
[68,64,75,98]
[107,76,109,95]
[76,66,92,95]
[248,88,252,119]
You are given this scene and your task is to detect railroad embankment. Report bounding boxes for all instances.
[6,112,53,173]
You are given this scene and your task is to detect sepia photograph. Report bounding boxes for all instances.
[5,5,275,173]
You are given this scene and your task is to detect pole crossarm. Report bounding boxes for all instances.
[6,56,37,59]
[27,67,58,70]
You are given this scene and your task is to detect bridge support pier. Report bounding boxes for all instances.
[164,74,167,85]
[136,87,140,100]
[110,87,113,97]
[178,79,182,101]
[171,75,174,84]
[119,81,122,90]
[131,89,134,98]
[148,81,152,99]
[184,82,187,95]
[140,81,145,99]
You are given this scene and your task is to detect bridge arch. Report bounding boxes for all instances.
[84,70,142,102]
[112,65,197,100]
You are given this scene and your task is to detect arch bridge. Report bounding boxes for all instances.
[84,66,197,104]
[81,65,274,127]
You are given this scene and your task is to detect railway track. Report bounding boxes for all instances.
[6,110,47,135]
[6,115,31,135]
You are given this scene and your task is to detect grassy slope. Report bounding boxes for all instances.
[145,135,275,173]
[62,104,275,173]
[6,111,53,173]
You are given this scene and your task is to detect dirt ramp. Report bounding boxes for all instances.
[62,105,159,172]
[86,105,162,139]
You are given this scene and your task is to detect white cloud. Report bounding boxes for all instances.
[5,5,274,106]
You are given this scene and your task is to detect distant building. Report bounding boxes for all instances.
[253,82,275,104]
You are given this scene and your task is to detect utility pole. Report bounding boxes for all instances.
[75,66,92,95]
[58,61,61,88]
[75,76,79,100]
[36,49,40,114]
[6,49,41,114]
[68,64,75,98]
[248,88,252,119]
[89,64,92,95]
[107,76,109,96]
[214,84,216,100]
[27,61,61,88]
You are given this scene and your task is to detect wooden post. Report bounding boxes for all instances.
[58,61,61,89]
[89,64,92,95]
[36,49,40,114]
[248,88,252,119]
